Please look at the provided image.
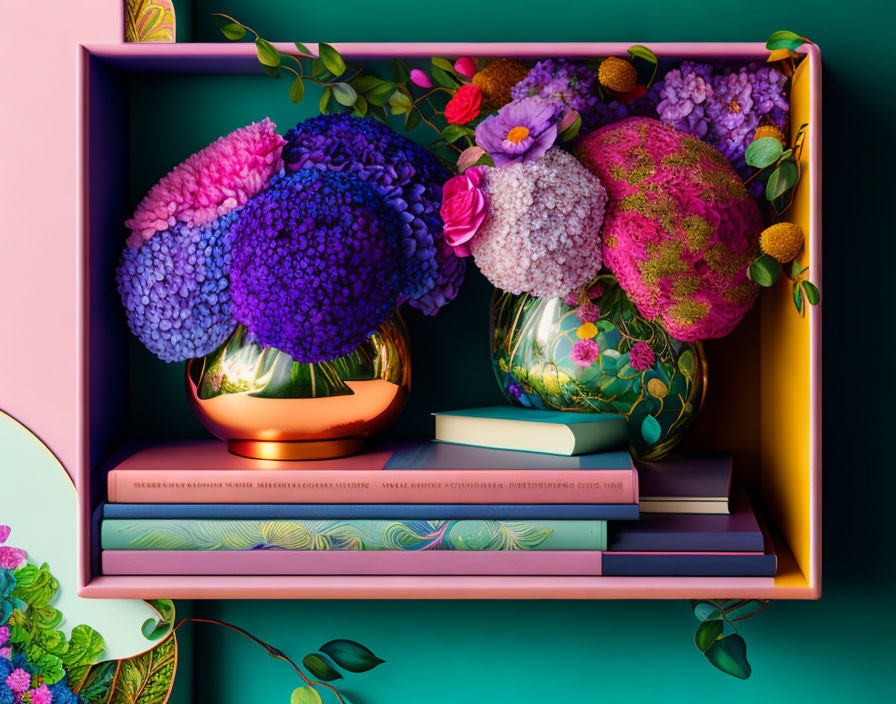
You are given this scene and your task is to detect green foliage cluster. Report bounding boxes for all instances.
[690,600,768,678]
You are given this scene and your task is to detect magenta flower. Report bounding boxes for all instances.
[571,338,600,368]
[5,668,31,693]
[0,648,11,660]
[629,341,656,371]
[454,56,478,79]
[576,303,601,323]
[410,69,433,88]
[0,524,26,570]
[587,282,604,299]
[29,685,53,704]
[474,98,559,167]
[0,627,8,647]
[0,525,9,542]
[565,290,585,307]
[440,166,489,257]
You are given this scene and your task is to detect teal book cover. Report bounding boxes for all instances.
[100,519,607,551]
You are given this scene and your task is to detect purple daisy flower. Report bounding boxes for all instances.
[475,98,559,167]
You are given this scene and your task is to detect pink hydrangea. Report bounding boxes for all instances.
[570,338,600,368]
[0,626,9,647]
[0,525,9,542]
[28,685,53,704]
[125,118,286,248]
[5,668,31,693]
[0,546,26,570]
[629,341,656,370]
[470,148,607,298]
[578,117,763,341]
[576,303,601,323]
[0,647,11,660]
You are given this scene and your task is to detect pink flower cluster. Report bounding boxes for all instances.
[0,524,26,570]
[469,148,607,298]
[125,119,285,248]
[578,118,763,341]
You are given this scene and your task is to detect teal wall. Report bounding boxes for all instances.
[156,1,893,701]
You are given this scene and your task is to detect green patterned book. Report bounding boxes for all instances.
[100,519,607,551]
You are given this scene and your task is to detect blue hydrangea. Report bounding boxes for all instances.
[280,115,463,315]
[229,169,402,363]
[116,211,238,363]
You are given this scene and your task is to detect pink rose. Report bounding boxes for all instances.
[440,166,489,257]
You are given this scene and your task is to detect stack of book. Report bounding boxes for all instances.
[98,407,775,577]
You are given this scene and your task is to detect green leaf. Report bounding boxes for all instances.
[432,56,456,73]
[405,108,421,131]
[792,281,804,314]
[766,30,805,52]
[393,58,411,84]
[73,660,119,702]
[255,38,281,68]
[303,653,343,681]
[766,159,799,201]
[109,634,177,704]
[431,64,458,89]
[294,42,314,56]
[353,94,368,117]
[211,15,246,41]
[749,254,781,287]
[320,640,386,673]
[442,124,469,144]
[628,45,658,65]
[291,687,323,704]
[365,80,397,106]
[368,105,388,123]
[801,281,820,305]
[311,59,329,79]
[745,136,784,168]
[694,602,723,621]
[289,77,306,104]
[63,624,106,668]
[332,82,358,106]
[695,619,724,652]
[319,43,346,77]
[261,64,280,79]
[351,74,384,93]
[560,114,582,141]
[705,634,752,679]
[388,90,412,110]
[791,259,807,278]
[319,87,333,114]
[640,415,661,445]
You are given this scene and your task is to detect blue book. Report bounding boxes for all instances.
[102,502,639,520]
[432,406,627,456]
[602,553,776,577]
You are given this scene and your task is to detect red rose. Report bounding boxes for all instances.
[445,85,482,125]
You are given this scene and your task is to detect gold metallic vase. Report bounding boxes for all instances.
[186,314,411,460]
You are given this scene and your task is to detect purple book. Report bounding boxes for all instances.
[608,491,762,552]
[635,453,732,513]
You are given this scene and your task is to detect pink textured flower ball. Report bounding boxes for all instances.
[5,668,31,693]
[571,338,600,368]
[629,341,656,370]
[441,166,489,257]
[125,118,285,248]
[576,303,601,323]
[471,148,607,298]
[29,685,53,704]
[577,117,763,340]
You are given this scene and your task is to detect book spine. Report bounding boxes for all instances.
[106,469,636,504]
[608,531,764,552]
[602,553,776,577]
[100,519,607,551]
[101,550,604,576]
[102,503,640,520]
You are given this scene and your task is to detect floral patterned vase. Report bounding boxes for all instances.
[490,275,706,460]
[186,314,410,460]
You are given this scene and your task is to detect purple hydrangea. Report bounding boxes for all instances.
[656,61,714,138]
[116,211,238,363]
[280,115,462,316]
[510,59,600,124]
[229,169,403,363]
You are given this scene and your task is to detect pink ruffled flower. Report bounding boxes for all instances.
[0,525,9,543]
[0,647,11,660]
[576,303,601,323]
[409,69,433,88]
[0,546,26,570]
[454,56,478,79]
[125,118,286,249]
[629,341,656,371]
[0,626,9,647]
[28,685,53,704]
[571,338,600,368]
[5,668,31,694]
[440,166,489,257]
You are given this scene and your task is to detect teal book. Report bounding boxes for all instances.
[100,519,607,551]
[433,406,627,456]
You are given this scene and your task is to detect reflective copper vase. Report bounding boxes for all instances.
[186,314,411,460]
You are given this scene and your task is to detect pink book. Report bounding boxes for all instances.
[106,440,637,504]
[101,550,604,576]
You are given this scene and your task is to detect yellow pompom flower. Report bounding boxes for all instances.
[752,125,787,146]
[598,57,637,93]
[577,322,598,339]
[760,222,804,263]
[472,58,530,108]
